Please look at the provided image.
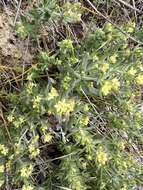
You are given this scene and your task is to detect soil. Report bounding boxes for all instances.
[0,12,21,61]
[0,9,33,86]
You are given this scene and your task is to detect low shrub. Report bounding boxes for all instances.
[1,1,143,190]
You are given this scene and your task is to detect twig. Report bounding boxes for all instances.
[132,0,137,22]
[21,36,30,86]
[14,0,22,25]
[116,0,141,13]
[0,104,12,143]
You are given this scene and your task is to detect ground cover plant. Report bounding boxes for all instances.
[0,0,143,190]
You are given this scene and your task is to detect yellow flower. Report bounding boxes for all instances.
[26,82,36,94]
[126,22,135,33]
[32,96,42,109]
[63,2,82,23]
[0,144,8,155]
[43,133,53,143]
[125,49,130,56]
[136,75,143,85]
[109,54,117,64]
[28,144,40,158]
[54,99,75,115]
[101,81,112,96]
[47,110,52,115]
[0,165,4,173]
[31,149,40,158]
[27,74,33,81]
[127,27,134,33]
[79,116,90,126]
[13,120,20,128]
[19,116,25,124]
[105,23,113,32]
[87,154,92,160]
[47,87,58,100]
[60,39,73,49]
[123,43,128,49]
[7,114,14,122]
[63,76,71,90]
[128,67,137,76]
[32,135,39,144]
[117,141,125,150]
[29,144,36,152]
[20,164,33,178]
[100,63,109,73]
[92,54,99,62]
[22,185,33,190]
[111,78,120,90]
[15,143,23,155]
[101,78,120,96]
[72,180,83,190]
[83,104,89,112]
[16,22,27,38]
[96,147,108,166]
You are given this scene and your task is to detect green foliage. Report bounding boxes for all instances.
[1,1,143,190]
[16,0,61,38]
[16,1,83,38]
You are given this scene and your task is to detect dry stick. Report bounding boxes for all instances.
[85,0,143,45]
[0,104,12,143]
[116,0,141,13]
[14,0,18,4]
[14,0,22,25]
[0,66,32,87]
[132,0,137,22]
[21,36,30,86]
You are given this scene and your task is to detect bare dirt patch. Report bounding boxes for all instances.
[0,10,32,86]
[0,12,22,62]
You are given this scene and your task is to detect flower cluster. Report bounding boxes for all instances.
[43,133,53,143]
[79,116,90,126]
[101,78,120,96]
[109,54,118,64]
[47,87,58,100]
[54,99,75,115]
[96,146,108,166]
[0,144,8,155]
[100,63,109,73]
[136,75,143,85]
[28,136,40,158]
[16,21,28,38]
[20,164,33,178]
[63,2,82,23]
[22,185,33,190]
